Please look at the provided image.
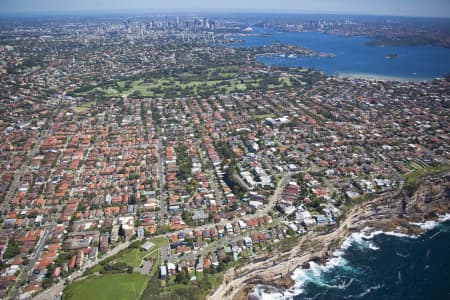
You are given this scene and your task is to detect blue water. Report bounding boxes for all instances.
[229,28,450,80]
[254,220,450,300]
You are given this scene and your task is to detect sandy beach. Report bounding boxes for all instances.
[336,72,428,82]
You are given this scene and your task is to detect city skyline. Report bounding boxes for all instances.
[1,0,450,18]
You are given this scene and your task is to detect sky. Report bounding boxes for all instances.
[1,0,450,18]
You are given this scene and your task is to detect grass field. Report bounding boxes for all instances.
[115,238,168,268]
[75,66,300,98]
[89,77,248,97]
[63,237,173,300]
[63,273,148,300]
[150,237,169,248]
[115,248,146,268]
[73,101,97,113]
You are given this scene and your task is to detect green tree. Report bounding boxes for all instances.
[175,269,190,285]
[3,238,20,259]
[42,278,53,289]
[286,227,296,236]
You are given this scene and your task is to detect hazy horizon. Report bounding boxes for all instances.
[1,0,449,18]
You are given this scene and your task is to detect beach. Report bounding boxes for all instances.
[336,72,428,82]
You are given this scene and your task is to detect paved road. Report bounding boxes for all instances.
[164,172,295,236]
[165,172,295,262]
[197,142,225,206]
[261,172,294,216]
[160,244,170,262]
[10,224,55,299]
[207,168,225,205]
[32,172,294,299]
[156,135,167,220]
[39,135,72,199]
[68,145,92,198]
[1,128,49,214]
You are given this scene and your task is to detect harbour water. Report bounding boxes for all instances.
[252,217,450,299]
[229,28,450,81]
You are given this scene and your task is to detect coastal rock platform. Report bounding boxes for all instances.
[209,171,450,300]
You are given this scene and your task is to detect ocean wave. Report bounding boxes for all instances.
[429,231,440,240]
[337,227,392,253]
[251,285,297,300]
[253,228,401,299]
[341,231,381,251]
[396,251,409,258]
[253,214,450,299]
[334,277,355,290]
[362,213,450,240]
[410,213,450,231]
[355,283,384,298]
[290,257,350,288]
[251,255,353,299]
[353,227,419,239]
[381,231,418,238]
[410,220,438,230]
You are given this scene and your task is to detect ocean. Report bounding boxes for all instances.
[252,216,450,300]
[229,28,450,80]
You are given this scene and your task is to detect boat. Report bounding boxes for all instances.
[385,53,398,59]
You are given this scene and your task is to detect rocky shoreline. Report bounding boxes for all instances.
[208,171,450,300]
